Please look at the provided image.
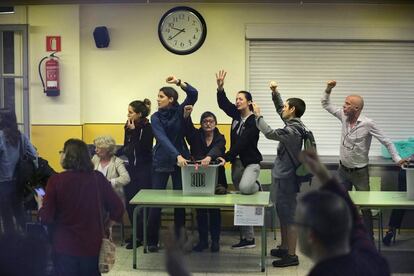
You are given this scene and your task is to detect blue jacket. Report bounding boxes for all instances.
[0,130,37,182]
[151,83,198,172]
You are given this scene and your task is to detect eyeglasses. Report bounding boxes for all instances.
[342,130,357,150]
[202,119,216,125]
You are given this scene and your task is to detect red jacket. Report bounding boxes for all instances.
[39,170,124,256]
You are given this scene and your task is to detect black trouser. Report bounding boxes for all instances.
[0,180,26,234]
[196,208,221,244]
[388,170,407,229]
[124,163,152,241]
[147,167,185,246]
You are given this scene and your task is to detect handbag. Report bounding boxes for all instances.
[96,175,116,273]
[98,238,116,273]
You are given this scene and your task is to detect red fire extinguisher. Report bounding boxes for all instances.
[38,52,60,96]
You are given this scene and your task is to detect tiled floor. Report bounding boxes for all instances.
[108,229,414,276]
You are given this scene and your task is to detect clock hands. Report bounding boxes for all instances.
[168,28,186,40]
[171,27,185,32]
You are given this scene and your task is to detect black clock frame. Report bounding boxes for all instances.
[158,6,207,55]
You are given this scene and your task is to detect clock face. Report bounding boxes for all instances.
[158,6,207,55]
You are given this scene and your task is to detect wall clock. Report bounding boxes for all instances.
[158,6,207,55]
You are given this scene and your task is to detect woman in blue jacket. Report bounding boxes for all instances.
[147,76,198,252]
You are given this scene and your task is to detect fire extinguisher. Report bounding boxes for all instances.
[38,52,60,96]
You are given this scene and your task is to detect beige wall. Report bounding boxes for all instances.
[2,3,414,125]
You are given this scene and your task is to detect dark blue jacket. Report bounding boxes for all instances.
[151,83,198,172]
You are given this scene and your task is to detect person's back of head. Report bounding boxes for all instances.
[286,98,306,118]
[0,108,19,147]
[61,138,94,172]
[296,190,352,260]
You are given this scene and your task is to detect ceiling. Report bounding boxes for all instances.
[1,0,413,5]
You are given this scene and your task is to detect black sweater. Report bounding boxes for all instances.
[123,120,154,167]
[183,116,227,187]
[217,89,262,167]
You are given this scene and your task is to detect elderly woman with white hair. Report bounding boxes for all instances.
[92,135,130,202]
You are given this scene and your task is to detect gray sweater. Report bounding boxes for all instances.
[255,92,304,179]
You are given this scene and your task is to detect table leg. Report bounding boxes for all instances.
[261,225,266,272]
[143,207,147,253]
[133,205,139,269]
[378,210,382,252]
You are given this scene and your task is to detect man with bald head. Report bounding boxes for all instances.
[322,80,403,240]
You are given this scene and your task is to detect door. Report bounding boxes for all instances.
[0,24,29,136]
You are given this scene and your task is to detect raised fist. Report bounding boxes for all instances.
[327,80,337,89]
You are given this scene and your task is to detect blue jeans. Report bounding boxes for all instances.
[147,166,185,246]
[53,253,100,276]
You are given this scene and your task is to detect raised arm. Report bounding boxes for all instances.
[269,81,284,117]
[321,80,342,120]
[182,105,197,146]
[216,70,238,119]
[253,102,296,143]
[166,75,199,109]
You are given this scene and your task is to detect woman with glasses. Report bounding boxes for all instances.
[147,75,198,252]
[36,139,124,276]
[183,106,227,253]
[215,70,262,249]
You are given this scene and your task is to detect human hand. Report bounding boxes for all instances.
[177,155,188,167]
[252,102,261,117]
[34,193,43,210]
[217,157,226,166]
[269,81,278,92]
[166,75,179,85]
[398,158,411,167]
[126,119,135,130]
[216,70,227,91]
[183,105,193,119]
[299,150,331,184]
[326,80,337,92]
[200,156,212,167]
